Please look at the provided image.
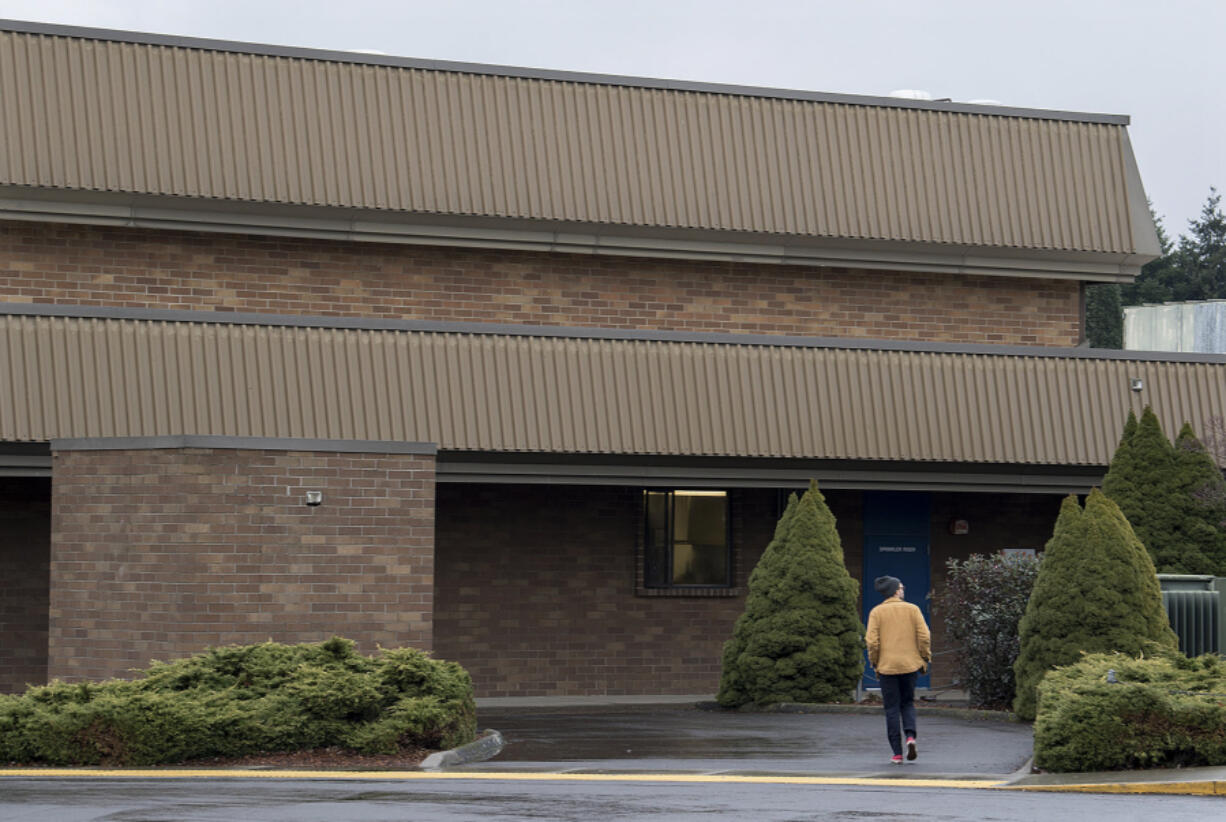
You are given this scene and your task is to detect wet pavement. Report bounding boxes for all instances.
[5,774,1225,821]
[469,703,1035,777]
[4,699,1226,820]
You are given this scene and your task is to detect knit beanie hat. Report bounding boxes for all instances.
[874,575,902,598]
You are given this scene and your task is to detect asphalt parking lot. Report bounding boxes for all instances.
[469,703,1035,777]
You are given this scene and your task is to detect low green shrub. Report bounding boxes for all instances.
[0,637,475,766]
[932,552,1040,709]
[1033,652,1226,772]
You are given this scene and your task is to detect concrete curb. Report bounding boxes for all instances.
[1002,761,1226,797]
[419,730,505,770]
[1003,778,1226,796]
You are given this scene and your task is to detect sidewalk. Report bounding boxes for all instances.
[2,697,1221,797]
[466,696,1226,796]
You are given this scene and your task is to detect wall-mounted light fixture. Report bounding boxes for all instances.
[1130,377,1144,392]
[304,490,323,506]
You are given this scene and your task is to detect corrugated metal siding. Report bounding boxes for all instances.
[0,29,1136,254]
[4,315,1224,465]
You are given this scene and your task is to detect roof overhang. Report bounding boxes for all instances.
[437,453,1105,495]
[5,306,1224,467]
[0,187,1153,283]
[0,442,1102,493]
[0,442,50,477]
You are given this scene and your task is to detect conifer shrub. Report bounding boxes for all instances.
[1104,407,1225,574]
[1033,652,1226,772]
[1173,423,1226,573]
[0,637,475,766]
[1012,490,1178,721]
[932,552,1039,710]
[717,482,864,707]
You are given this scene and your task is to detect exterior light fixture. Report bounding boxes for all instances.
[1130,378,1144,392]
[304,490,323,506]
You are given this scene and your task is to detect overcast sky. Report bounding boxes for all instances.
[1,0,1221,240]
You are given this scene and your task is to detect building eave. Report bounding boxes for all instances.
[0,189,1153,283]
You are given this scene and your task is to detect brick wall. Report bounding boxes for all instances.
[434,484,869,698]
[434,484,1061,698]
[1,221,1082,345]
[48,446,435,682]
[0,478,51,694]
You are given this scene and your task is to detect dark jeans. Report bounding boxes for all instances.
[879,670,918,756]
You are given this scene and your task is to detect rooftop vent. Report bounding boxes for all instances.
[888,89,934,100]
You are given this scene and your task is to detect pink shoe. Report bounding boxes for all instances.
[890,754,903,764]
[906,737,918,761]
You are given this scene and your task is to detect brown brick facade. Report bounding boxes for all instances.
[434,484,754,697]
[1,221,1081,345]
[48,446,435,683]
[435,484,861,697]
[0,478,51,694]
[434,484,1061,697]
[4,213,1080,697]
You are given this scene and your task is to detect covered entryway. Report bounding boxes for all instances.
[432,472,1066,699]
[0,443,51,694]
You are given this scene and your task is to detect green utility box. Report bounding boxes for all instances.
[1157,575,1226,658]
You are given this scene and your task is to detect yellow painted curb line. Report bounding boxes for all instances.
[4,768,1219,794]
[1005,780,1225,797]
[0,768,1002,790]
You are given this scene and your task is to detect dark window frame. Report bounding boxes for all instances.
[639,489,734,594]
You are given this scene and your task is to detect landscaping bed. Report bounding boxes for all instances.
[1034,652,1226,772]
[0,638,475,767]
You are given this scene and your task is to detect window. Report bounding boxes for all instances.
[643,490,730,588]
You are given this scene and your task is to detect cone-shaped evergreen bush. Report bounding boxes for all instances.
[1103,407,1177,567]
[1103,406,1219,573]
[1012,490,1178,720]
[716,482,863,707]
[1121,409,1138,443]
[1173,424,1226,575]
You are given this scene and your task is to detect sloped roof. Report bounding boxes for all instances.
[3,309,1222,467]
[0,20,1158,279]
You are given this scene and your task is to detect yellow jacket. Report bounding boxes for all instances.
[866,598,931,675]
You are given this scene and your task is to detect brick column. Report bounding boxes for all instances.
[48,437,435,683]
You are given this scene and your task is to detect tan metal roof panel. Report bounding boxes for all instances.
[0,25,1151,256]
[4,314,1225,466]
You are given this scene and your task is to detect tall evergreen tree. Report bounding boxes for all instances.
[1173,189,1226,301]
[717,481,863,707]
[1085,284,1123,348]
[1012,491,1178,721]
[1122,191,1226,306]
[1121,205,1178,305]
[1102,406,1206,573]
[1173,423,1226,574]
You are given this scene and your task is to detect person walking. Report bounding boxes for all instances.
[866,575,931,764]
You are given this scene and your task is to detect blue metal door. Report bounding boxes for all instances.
[862,492,931,689]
